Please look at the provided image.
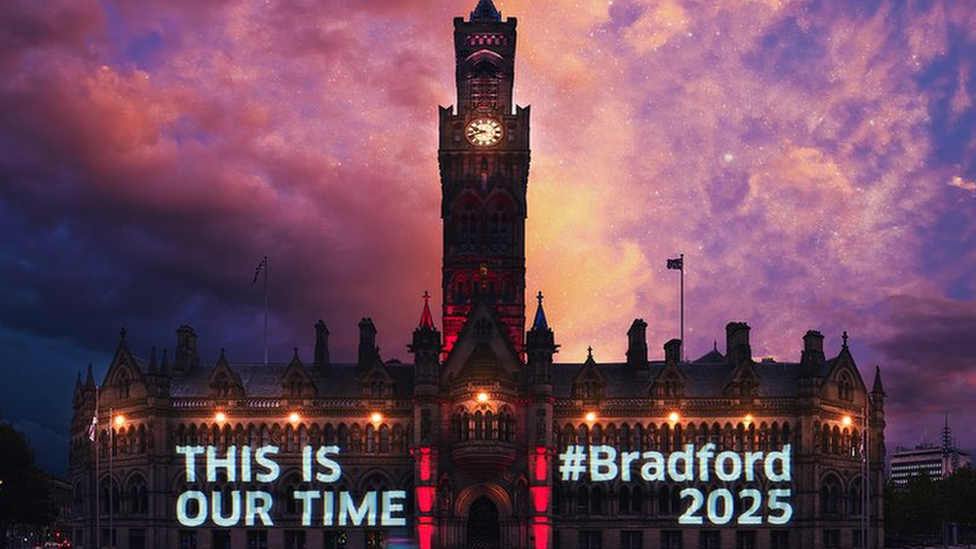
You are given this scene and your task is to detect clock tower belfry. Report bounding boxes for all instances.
[439,0,530,357]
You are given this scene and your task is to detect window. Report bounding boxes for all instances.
[579,531,602,549]
[212,531,231,549]
[365,531,386,548]
[285,531,306,549]
[735,531,756,549]
[839,373,853,400]
[823,529,840,549]
[771,531,789,549]
[179,531,197,549]
[699,531,720,549]
[621,531,642,549]
[324,531,347,549]
[247,530,268,549]
[661,530,683,549]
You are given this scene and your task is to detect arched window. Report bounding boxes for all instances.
[591,486,603,514]
[379,424,390,454]
[576,487,589,515]
[850,483,863,516]
[820,476,842,515]
[619,486,631,514]
[658,486,671,515]
[117,371,130,399]
[631,486,643,514]
[838,372,854,400]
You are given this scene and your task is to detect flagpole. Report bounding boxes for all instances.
[95,386,100,549]
[680,253,684,362]
[263,255,268,367]
[109,406,114,549]
[864,398,870,549]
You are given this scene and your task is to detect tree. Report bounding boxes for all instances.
[0,422,56,549]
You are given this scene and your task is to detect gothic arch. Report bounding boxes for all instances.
[455,483,513,518]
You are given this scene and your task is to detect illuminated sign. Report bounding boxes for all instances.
[558,443,794,525]
[174,445,407,528]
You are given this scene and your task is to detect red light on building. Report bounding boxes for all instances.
[420,447,432,481]
[533,452,548,482]
[530,486,550,513]
[418,521,434,549]
[532,522,550,549]
[417,486,436,513]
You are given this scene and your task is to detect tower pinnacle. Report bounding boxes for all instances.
[470,0,501,22]
[419,291,436,330]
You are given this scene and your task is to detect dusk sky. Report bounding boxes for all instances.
[1,0,974,475]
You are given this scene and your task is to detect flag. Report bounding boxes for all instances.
[87,412,98,442]
[667,256,683,271]
[252,256,267,284]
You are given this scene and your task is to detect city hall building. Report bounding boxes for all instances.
[69,1,886,548]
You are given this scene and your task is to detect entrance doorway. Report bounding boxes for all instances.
[467,496,501,549]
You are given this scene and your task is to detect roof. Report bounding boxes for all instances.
[552,357,804,399]
[167,362,415,399]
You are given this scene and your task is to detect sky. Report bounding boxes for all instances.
[0,0,974,475]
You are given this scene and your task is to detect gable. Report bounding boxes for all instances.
[442,301,521,384]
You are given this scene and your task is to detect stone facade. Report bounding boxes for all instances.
[68,1,886,548]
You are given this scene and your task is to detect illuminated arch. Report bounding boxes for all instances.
[455,483,513,518]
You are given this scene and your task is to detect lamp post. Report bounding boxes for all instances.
[110,412,125,549]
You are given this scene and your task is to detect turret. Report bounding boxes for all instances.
[410,292,442,390]
[526,291,557,387]
[725,322,752,367]
[358,318,380,371]
[314,319,330,371]
[800,329,825,373]
[174,325,199,373]
[627,319,649,371]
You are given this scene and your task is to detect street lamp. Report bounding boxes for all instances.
[584,412,597,423]
[370,412,383,424]
[288,412,301,424]
[668,412,680,424]
[109,411,125,549]
[476,392,489,403]
[214,412,227,424]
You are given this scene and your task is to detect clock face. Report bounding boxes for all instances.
[466,118,503,146]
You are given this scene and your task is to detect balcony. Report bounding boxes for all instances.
[451,440,517,471]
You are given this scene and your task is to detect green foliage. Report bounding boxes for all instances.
[0,422,57,527]
[885,467,976,544]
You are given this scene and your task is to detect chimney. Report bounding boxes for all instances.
[358,318,378,368]
[801,330,825,371]
[664,338,682,364]
[725,322,752,366]
[627,319,648,369]
[174,325,199,372]
[314,319,330,369]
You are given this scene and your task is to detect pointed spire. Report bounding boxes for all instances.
[217,348,228,366]
[160,348,170,376]
[418,291,436,330]
[85,363,95,388]
[75,372,83,390]
[291,346,301,364]
[470,0,501,22]
[119,327,128,346]
[841,330,849,348]
[148,346,158,374]
[586,346,594,360]
[871,365,884,395]
[532,291,549,331]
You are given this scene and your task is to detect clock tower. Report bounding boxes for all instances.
[439,0,530,356]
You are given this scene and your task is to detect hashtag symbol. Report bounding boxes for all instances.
[559,445,587,481]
